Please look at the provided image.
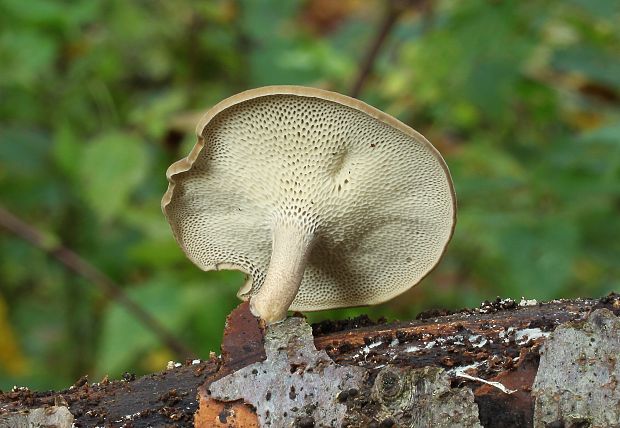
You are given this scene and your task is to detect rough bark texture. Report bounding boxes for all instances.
[1,294,618,427]
[532,308,620,427]
[209,317,366,426]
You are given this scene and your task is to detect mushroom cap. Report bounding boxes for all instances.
[162,86,456,311]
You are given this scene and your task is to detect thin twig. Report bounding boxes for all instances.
[349,0,424,99]
[349,2,400,98]
[0,205,196,359]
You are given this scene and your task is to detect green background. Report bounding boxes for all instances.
[1,0,618,390]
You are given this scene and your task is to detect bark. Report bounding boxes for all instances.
[1,294,618,428]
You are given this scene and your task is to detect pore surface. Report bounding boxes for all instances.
[166,94,454,310]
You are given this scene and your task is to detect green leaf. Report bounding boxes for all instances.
[96,275,239,377]
[565,0,620,21]
[96,279,180,378]
[79,132,149,221]
[0,127,49,175]
[129,90,187,138]
[579,122,620,143]
[552,46,620,89]
[127,239,185,268]
[0,30,57,86]
[52,123,83,177]
[498,219,579,298]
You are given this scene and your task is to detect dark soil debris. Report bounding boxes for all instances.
[295,415,315,427]
[72,375,89,389]
[312,314,387,335]
[0,360,217,427]
[416,307,458,320]
[122,372,136,382]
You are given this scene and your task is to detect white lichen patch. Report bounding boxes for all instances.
[114,412,143,423]
[519,298,538,307]
[468,335,488,348]
[533,309,620,426]
[209,317,365,427]
[498,327,516,344]
[499,297,516,306]
[448,361,483,375]
[361,341,383,355]
[514,328,550,345]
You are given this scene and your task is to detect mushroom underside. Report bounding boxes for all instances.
[163,87,456,323]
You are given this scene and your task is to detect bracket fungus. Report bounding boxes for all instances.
[162,86,456,323]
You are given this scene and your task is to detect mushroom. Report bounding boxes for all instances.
[162,86,456,323]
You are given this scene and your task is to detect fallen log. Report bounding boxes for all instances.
[1,293,618,427]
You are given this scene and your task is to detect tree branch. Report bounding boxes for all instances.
[2,296,618,427]
[349,0,428,99]
[0,205,196,359]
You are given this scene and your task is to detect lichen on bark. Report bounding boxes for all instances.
[208,316,365,427]
[533,308,620,427]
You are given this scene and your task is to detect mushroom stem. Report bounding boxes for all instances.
[250,223,315,323]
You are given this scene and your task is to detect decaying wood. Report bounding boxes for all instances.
[1,294,618,427]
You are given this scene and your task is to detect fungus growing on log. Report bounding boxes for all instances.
[162,86,456,323]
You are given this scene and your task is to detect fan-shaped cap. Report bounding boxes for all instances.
[162,86,456,322]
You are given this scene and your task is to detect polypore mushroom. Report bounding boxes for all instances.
[162,86,456,323]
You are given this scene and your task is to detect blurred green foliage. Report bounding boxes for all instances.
[1,0,618,390]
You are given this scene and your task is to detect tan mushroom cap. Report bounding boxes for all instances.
[162,86,456,322]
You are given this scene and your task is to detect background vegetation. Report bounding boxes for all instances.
[1,0,618,390]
